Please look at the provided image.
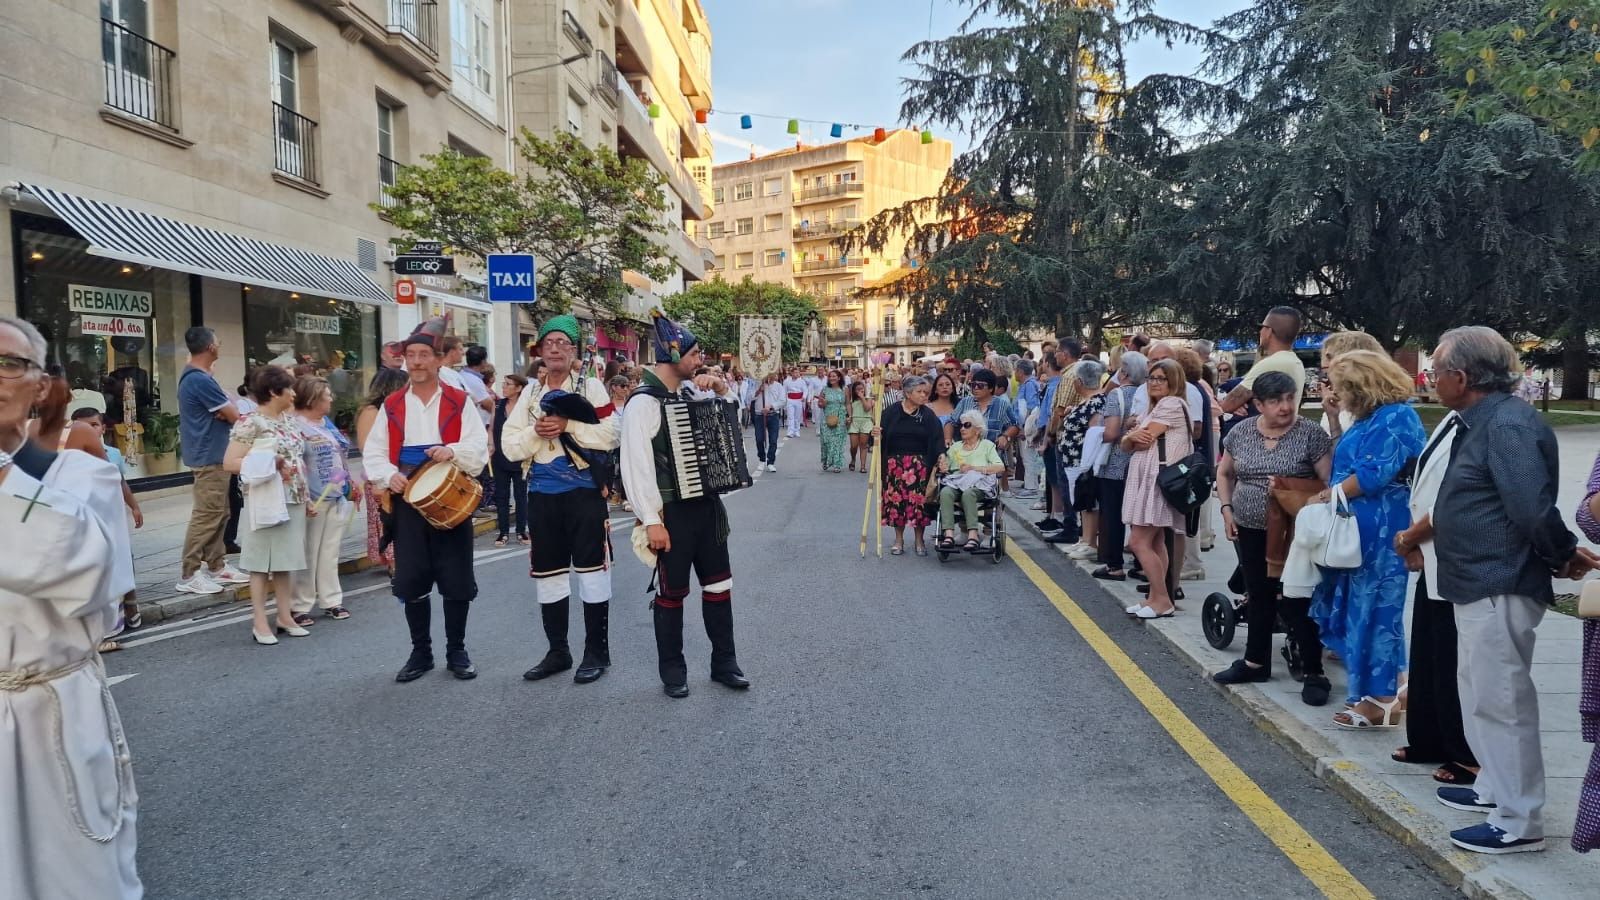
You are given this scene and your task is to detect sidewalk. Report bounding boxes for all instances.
[1003,426,1600,900]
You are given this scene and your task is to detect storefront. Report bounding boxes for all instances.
[9,183,392,484]
[595,323,639,363]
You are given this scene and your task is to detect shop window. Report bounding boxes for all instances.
[243,287,378,432]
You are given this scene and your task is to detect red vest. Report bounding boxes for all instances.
[385,383,468,466]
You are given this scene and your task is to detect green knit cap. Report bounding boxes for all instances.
[537,314,580,345]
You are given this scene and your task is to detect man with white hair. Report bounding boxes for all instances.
[1430,325,1599,854]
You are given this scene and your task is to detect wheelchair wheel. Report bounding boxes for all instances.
[1202,592,1236,650]
[992,531,1006,561]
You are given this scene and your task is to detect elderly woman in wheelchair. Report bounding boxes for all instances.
[936,409,1007,552]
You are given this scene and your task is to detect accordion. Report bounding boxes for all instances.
[663,397,753,499]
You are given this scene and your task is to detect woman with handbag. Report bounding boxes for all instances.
[1118,359,1191,619]
[1307,351,1427,729]
[872,375,945,556]
[1211,372,1333,699]
[816,369,848,473]
[1055,360,1107,560]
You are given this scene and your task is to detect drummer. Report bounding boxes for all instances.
[362,316,489,683]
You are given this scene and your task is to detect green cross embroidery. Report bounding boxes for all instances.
[20,484,52,523]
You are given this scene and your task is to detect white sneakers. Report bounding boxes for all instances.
[208,563,251,585]
[1066,543,1098,560]
[1179,568,1207,581]
[175,562,250,595]
[767,464,777,473]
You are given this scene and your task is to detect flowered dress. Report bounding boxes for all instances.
[879,404,942,528]
[818,386,848,470]
[1309,401,1427,704]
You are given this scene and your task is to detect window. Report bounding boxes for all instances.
[763,177,782,197]
[839,205,858,221]
[270,39,298,111]
[713,185,725,204]
[566,92,584,134]
[101,0,175,128]
[836,170,857,183]
[762,249,784,267]
[763,213,783,232]
[377,102,399,207]
[450,0,496,119]
[735,252,753,269]
[707,221,725,238]
[712,254,725,269]
[269,37,317,182]
[735,218,753,236]
[734,181,753,201]
[882,313,896,332]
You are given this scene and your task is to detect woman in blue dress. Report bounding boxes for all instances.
[1309,350,1427,730]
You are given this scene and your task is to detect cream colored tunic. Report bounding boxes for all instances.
[0,459,141,900]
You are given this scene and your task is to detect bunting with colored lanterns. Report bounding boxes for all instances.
[693,107,935,147]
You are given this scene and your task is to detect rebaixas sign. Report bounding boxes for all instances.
[68,284,153,317]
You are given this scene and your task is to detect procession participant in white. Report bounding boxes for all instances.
[501,314,620,685]
[621,311,750,698]
[783,368,807,437]
[0,315,141,900]
[363,317,489,682]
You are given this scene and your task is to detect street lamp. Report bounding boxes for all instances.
[506,53,586,82]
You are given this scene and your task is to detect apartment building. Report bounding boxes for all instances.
[706,129,953,364]
[1,0,517,482]
[506,0,714,360]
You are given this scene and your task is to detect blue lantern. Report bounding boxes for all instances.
[830,123,843,138]
[740,114,752,130]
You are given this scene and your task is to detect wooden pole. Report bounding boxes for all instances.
[859,368,886,558]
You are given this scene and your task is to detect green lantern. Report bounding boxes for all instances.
[787,119,800,135]
[648,103,662,119]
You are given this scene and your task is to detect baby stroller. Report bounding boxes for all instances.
[1200,567,1306,680]
[922,481,1007,565]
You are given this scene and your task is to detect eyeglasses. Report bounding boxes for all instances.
[1148,375,1170,383]
[541,337,575,349]
[0,355,39,380]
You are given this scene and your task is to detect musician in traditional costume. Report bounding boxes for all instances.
[362,317,489,682]
[500,314,620,684]
[621,311,752,698]
[0,315,142,899]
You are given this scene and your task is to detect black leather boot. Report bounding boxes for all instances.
[442,596,475,679]
[653,602,688,697]
[524,598,572,680]
[395,597,434,683]
[702,600,749,690]
[574,601,610,684]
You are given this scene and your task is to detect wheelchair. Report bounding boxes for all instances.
[923,487,1007,565]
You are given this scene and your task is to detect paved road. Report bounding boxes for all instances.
[108,430,1456,899]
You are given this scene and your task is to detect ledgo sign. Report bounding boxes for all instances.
[486,254,537,303]
[394,255,455,275]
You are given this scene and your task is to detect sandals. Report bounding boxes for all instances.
[324,607,351,620]
[1392,746,1440,765]
[97,639,122,653]
[518,534,531,545]
[292,613,316,628]
[1333,695,1404,729]
[891,545,905,556]
[1433,762,1479,785]
[962,538,981,552]
[914,547,929,557]
[938,534,958,550]
[494,535,510,548]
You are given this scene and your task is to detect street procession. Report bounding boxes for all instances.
[8,1,1600,898]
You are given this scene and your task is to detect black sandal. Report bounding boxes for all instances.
[1433,762,1479,785]
[963,538,980,552]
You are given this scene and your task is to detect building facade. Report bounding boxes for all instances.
[706,130,953,364]
[506,0,714,360]
[1,0,520,482]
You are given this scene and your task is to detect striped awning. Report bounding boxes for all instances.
[20,184,391,306]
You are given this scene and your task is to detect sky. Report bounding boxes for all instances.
[701,0,1250,164]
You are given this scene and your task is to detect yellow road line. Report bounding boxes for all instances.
[1009,543,1374,900]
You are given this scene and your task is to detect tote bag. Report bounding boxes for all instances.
[1315,485,1362,569]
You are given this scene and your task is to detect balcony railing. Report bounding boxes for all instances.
[101,19,178,130]
[273,103,320,184]
[563,9,594,54]
[388,1,438,52]
[795,257,865,274]
[877,329,899,342]
[796,182,864,202]
[378,154,401,208]
[793,220,862,240]
[827,328,865,342]
[596,51,620,106]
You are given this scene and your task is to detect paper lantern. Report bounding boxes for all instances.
[921,129,934,144]
[830,123,843,138]
[740,114,752,129]
[787,119,800,135]
[873,127,887,142]
[648,103,661,118]
[695,108,708,124]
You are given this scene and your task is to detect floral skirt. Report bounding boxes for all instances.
[365,482,394,566]
[882,455,932,528]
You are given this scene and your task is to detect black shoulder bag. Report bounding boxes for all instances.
[1155,398,1214,523]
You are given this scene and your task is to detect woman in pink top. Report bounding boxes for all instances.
[1119,358,1192,619]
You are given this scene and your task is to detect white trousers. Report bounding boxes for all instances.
[1021,443,1043,493]
[786,399,804,436]
[292,499,349,613]
[1455,594,1546,839]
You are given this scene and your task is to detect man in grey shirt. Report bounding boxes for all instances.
[1431,326,1600,855]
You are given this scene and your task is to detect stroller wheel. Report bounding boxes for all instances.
[1202,592,1236,650]
[1281,642,1307,683]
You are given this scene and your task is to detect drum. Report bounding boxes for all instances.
[403,461,482,530]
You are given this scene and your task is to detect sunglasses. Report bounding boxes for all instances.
[960,423,977,430]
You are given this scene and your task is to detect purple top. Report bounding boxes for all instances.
[1579,451,1600,543]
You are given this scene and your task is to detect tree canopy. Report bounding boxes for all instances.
[380,129,675,325]
[662,278,820,363]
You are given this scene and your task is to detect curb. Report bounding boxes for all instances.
[1001,503,1531,900]
[135,517,500,625]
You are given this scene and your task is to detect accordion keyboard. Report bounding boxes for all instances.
[662,397,752,499]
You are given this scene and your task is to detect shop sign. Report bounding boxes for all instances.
[79,314,147,339]
[394,255,455,275]
[294,313,342,335]
[395,278,416,304]
[408,240,444,256]
[68,284,153,317]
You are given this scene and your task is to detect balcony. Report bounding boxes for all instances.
[876,329,899,343]
[595,51,620,107]
[273,103,320,185]
[101,19,178,131]
[562,9,594,55]
[616,76,708,219]
[793,219,862,241]
[827,328,865,342]
[388,0,438,52]
[795,257,866,275]
[795,182,864,205]
[378,154,401,209]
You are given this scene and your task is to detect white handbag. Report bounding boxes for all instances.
[1579,580,1600,619]
[1316,485,1362,570]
